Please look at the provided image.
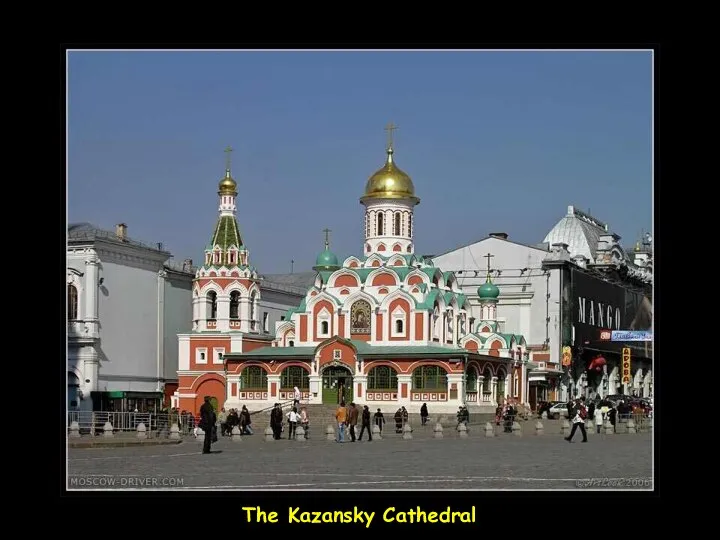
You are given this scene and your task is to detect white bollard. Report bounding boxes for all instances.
[326,425,336,441]
[484,422,495,438]
[103,422,114,438]
[169,423,180,440]
[586,419,595,434]
[402,424,413,440]
[136,423,147,439]
[604,420,614,435]
[512,421,522,437]
[535,421,544,436]
[264,427,274,442]
[371,424,382,440]
[232,426,242,442]
[433,422,444,439]
[295,425,306,441]
[541,411,548,420]
[627,419,636,434]
[196,427,205,441]
[457,423,468,439]
[69,421,81,438]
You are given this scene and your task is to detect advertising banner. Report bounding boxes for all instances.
[568,268,652,358]
[621,347,632,383]
[562,346,572,366]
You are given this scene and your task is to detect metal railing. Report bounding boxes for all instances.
[67,401,299,439]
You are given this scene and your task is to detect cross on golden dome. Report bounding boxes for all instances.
[384,122,398,150]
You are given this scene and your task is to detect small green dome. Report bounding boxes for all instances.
[314,248,339,270]
[478,279,500,300]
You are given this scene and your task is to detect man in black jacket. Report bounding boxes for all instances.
[358,405,373,441]
[200,396,216,454]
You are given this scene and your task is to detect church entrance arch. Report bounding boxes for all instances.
[322,365,353,405]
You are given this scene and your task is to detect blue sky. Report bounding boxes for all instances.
[68,50,652,273]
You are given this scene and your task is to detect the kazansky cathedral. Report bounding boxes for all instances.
[174,125,529,414]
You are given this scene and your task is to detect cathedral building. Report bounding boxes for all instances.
[172,150,312,414]
[221,126,530,414]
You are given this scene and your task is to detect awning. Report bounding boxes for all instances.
[102,391,163,399]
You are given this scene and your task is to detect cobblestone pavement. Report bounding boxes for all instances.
[67,423,653,491]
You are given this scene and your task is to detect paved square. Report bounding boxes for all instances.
[67,425,653,490]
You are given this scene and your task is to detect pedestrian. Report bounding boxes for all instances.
[420,403,429,426]
[286,407,299,440]
[373,408,385,434]
[594,405,603,434]
[565,397,588,443]
[358,405,373,441]
[199,396,216,454]
[335,401,347,442]
[347,402,359,442]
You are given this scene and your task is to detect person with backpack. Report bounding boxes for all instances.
[565,396,588,443]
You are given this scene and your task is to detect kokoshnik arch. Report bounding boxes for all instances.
[174,127,532,415]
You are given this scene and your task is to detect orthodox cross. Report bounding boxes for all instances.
[384,122,398,149]
[224,146,233,171]
[483,253,494,276]
[323,228,332,249]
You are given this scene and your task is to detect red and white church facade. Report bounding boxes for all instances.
[175,131,533,415]
[222,130,531,414]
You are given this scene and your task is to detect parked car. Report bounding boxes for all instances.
[547,401,571,419]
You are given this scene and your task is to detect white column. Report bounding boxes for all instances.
[397,374,412,408]
[239,298,250,332]
[156,270,166,391]
[84,258,99,337]
[354,375,368,404]
[447,373,464,406]
[491,376,498,405]
[268,374,281,402]
[216,296,230,331]
[309,375,321,404]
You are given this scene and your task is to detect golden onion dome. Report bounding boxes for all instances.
[218,170,238,196]
[360,147,419,205]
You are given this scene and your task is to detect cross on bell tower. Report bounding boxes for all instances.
[483,253,494,279]
[323,228,332,250]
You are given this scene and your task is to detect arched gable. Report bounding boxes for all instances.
[276,320,295,336]
[225,280,250,296]
[330,270,360,288]
[380,288,416,311]
[368,268,398,287]
[445,273,457,289]
[376,242,387,252]
[190,372,226,392]
[199,281,223,296]
[247,283,261,297]
[483,334,508,349]
[341,290,380,314]
[315,336,358,372]
[306,290,342,312]
[387,255,405,267]
[460,334,481,350]
[343,256,362,268]
[365,254,384,268]
[405,271,429,287]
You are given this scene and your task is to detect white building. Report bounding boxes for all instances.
[431,233,562,408]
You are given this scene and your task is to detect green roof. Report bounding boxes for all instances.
[210,215,243,251]
[226,340,467,360]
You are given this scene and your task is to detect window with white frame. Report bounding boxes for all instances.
[213,347,225,364]
[263,312,269,333]
[318,308,331,338]
[196,347,208,364]
[513,376,519,397]
[333,349,342,360]
[391,307,406,337]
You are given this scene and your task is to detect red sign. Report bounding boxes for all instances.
[599,330,612,340]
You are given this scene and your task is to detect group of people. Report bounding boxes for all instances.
[335,402,386,442]
[270,402,310,440]
[217,406,254,436]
